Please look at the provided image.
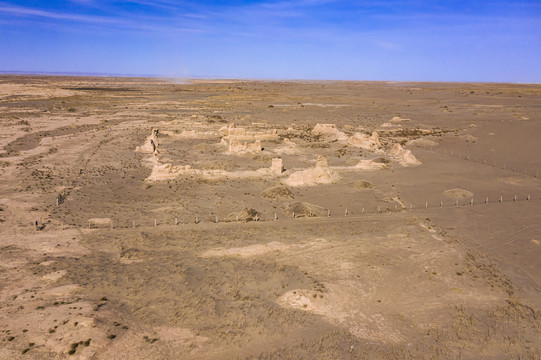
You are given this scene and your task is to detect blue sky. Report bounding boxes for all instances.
[1,0,540,82]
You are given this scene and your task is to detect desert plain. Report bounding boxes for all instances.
[0,75,540,359]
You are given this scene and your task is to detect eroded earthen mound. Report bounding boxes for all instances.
[352,180,373,189]
[260,185,295,200]
[348,131,381,150]
[284,156,340,186]
[283,202,326,218]
[406,138,438,147]
[443,188,474,199]
[312,123,348,141]
[389,143,421,166]
[225,208,261,222]
[373,157,390,164]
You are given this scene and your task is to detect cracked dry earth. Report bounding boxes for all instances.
[0,76,540,359]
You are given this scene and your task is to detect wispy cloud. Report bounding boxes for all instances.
[68,0,94,4]
[0,2,211,35]
[0,4,118,24]
[122,0,182,11]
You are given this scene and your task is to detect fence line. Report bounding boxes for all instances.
[49,143,539,231]
[423,146,539,179]
[68,192,538,230]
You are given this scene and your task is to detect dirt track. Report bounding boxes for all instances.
[0,76,540,359]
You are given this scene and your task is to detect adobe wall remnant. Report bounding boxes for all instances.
[348,131,381,151]
[136,128,160,154]
[271,158,284,174]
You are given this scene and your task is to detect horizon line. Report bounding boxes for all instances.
[0,70,539,85]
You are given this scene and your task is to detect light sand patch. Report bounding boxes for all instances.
[530,240,540,246]
[498,176,530,185]
[0,256,28,268]
[42,270,67,282]
[351,159,388,170]
[335,158,389,171]
[0,84,81,99]
[473,104,504,108]
[277,288,404,343]
[301,103,348,107]
[201,241,288,258]
[278,289,341,316]
[462,134,478,142]
[419,223,443,240]
[40,260,57,266]
[391,116,410,122]
[44,284,80,296]
[406,138,438,147]
[202,238,327,260]
[154,326,208,350]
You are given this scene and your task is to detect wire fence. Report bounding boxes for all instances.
[422,146,539,179]
[44,191,538,231]
[45,143,539,231]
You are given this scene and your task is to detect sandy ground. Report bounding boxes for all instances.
[0,75,540,359]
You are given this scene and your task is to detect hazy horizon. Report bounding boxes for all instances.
[2,70,541,85]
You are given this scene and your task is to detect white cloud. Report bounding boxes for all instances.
[0,4,118,24]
